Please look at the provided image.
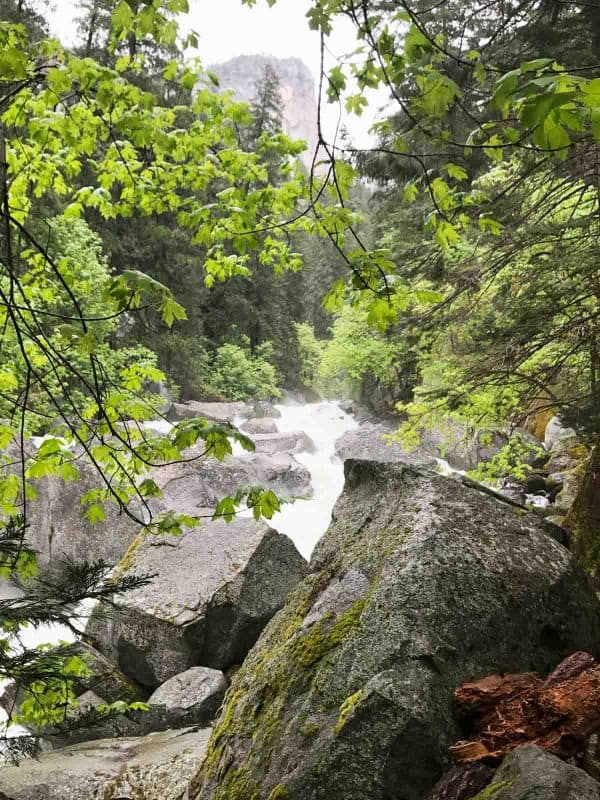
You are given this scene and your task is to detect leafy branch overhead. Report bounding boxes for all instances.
[0,9,322,534]
[0,1,338,736]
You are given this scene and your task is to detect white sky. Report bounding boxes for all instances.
[43,0,390,146]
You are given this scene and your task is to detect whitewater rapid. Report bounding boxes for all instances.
[268,400,358,560]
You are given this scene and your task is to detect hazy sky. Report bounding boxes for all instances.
[47,0,330,71]
[44,0,388,145]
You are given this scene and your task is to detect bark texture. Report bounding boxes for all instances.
[451,651,600,764]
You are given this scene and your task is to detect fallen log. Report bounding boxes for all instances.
[450,651,600,764]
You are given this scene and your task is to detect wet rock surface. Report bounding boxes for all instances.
[148,449,313,519]
[251,430,316,455]
[335,422,437,467]
[21,443,312,575]
[63,641,146,704]
[190,459,600,800]
[545,416,577,451]
[24,459,140,571]
[250,400,282,418]
[473,744,600,799]
[240,417,279,434]
[166,400,248,424]
[87,515,306,689]
[145,666,227,729]
[11,401,318,579]
[0,727,212,800]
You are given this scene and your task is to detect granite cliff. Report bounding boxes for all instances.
[210,55,318,169]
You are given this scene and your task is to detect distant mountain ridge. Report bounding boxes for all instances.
[210,55,318,169]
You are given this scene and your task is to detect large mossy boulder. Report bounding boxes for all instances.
[190,460,600,800]
[473,744,600,799]
[0,727,211,800]
[87,516,306,690]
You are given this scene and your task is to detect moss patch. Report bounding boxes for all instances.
[335,688,367,733]
[472,780,514,799]
[565,448,600,577]
[112,532,145,579]
[267,785,290,800]
[567,443,589,461]
[291,599,367,670]
[194,572,371,798]
[211,765,260,800]
[299,720,320,738]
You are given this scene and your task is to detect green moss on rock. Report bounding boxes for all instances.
[267,785,290,800]
[472,781,514,799]
[195,576,370,798]
[299,720,320,738]
[291,599,367,670]
[191,461,600,800]
[565,447,600,576]
[335,688,367,733]
[211,765,260,800]
[112,532,145,579]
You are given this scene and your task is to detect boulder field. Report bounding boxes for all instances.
[22,435,312,573]
[1,400,599,800]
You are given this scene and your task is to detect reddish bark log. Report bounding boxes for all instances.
[450,652,600,765]
[454,671,541,715]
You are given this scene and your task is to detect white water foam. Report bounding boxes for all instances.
[267,401,358,560]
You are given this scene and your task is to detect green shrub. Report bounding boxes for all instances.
[295,322,325,393]
[207,340,281,401]
[319,306,407,399]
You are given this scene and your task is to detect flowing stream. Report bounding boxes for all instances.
[267,400,358,560]
[0,401,357,736]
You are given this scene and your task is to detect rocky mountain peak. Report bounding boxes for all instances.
[210,55,318,169]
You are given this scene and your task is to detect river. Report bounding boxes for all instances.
[266,400,358,559]
[0,400,357,734]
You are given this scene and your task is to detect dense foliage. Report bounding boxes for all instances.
[279,0,600,454]
[0,0,344,739]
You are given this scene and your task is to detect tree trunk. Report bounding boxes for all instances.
[566,441,600,576]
